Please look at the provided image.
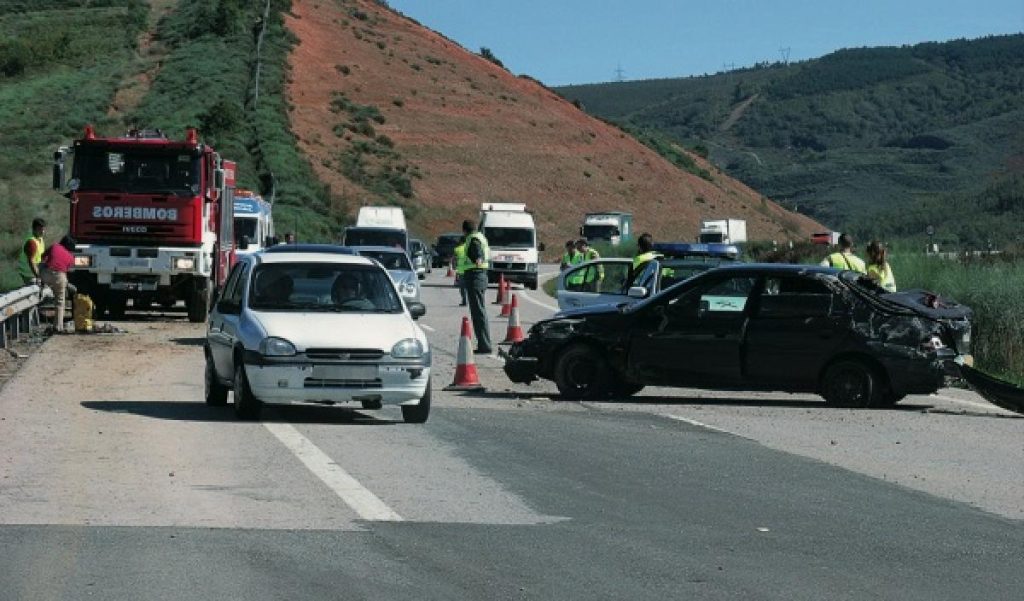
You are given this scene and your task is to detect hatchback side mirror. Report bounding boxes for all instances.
[627,286,647,299]
[407,301,426,320]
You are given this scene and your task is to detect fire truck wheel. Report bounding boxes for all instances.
[233,364,262,420]
[188,283,210,323]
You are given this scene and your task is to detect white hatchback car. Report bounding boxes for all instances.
[204,252,431,422]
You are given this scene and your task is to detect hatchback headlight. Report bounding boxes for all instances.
[74,255,93,267]
[173,257,195,270]
[391,338,424,358]
[260,337,297,356]
[398,281,417,296]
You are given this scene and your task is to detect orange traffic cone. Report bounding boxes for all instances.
[446,259,454,278]
[493,274,506,304]
[502,294,525,343]
[445,316,486,391]
[499,282,513,317]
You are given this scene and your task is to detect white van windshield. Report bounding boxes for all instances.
[484,227,535,248]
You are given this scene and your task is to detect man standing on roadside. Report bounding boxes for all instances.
[462,219,492,355]
[820,233,866,274]
[18,217,47,286]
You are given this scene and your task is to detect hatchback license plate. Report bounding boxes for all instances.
[311,365,376,380]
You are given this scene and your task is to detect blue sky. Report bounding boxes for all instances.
[387,0,1024,86]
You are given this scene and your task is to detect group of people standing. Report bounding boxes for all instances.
[820,233,896,292]
[18,217,77,333]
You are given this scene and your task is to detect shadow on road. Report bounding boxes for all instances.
[463,390,937,411]
[169,337,206,347]
[81,400,401,425]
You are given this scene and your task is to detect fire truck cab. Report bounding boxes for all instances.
[53,126,236,322]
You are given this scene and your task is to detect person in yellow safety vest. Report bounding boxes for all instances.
[461,219,493,354]
[865,239,896,292]
[559,240,577,271]
[575,238,603,292]
[566,241,588,289]
[18,217,47,285]
[453,240,470,306]
[819,232,867,274]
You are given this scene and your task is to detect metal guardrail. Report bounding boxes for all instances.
[0,284,49,349]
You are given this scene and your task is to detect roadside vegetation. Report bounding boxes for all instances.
[0,1,148,290]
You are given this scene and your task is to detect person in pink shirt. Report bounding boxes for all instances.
[39,236,77,333]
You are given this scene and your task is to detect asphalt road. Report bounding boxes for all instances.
[0,265,1021,600]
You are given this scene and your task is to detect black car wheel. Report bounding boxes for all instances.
[554,344,609,399]
[205,353,228,406]
[233,363,262,420]
[822,360,878,408]
[402,377,431,424]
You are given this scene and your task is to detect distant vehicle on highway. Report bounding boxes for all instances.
[556,243,740,311]
[351,246,421,304]
[508,263,973,407]
[433,233,462,268]
[409,238,432,279]
[204,251,431,422]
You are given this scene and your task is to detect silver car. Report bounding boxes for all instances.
[352,246,422,304]
[204,252,432,422]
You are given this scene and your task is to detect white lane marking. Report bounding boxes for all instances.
[264,423,403,522]
[662,414,733,435]
[420,324,435,332]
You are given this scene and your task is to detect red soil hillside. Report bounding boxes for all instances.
[284,0,823,248]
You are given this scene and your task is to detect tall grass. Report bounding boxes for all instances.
[893,253,1024,384]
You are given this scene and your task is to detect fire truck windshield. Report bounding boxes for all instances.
[73,147,201,195]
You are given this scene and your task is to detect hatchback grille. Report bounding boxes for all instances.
[303,378,382,389]
[305,348,384,360]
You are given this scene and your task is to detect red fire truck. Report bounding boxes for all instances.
[52,126,236,322]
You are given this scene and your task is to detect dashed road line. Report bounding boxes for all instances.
[661,414,734,435]
[264,423,403,522]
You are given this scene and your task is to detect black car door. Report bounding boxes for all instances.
[743,274,847,386]
[628,274,756,386]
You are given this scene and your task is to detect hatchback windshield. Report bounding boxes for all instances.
[248,263,403,312]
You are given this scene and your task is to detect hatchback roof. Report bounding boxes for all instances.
[262,243,357,255]
[254,252,375,266]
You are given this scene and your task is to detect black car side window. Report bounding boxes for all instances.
[668,277,756,319]
[759,276,832,318]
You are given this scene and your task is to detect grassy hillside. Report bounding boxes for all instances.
[557,35,1024,247]
[0,0,347,290]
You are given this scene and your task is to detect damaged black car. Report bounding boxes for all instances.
[505,264,973,407]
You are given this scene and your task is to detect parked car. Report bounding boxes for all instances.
[204,251,431,422]
[352,246,421,305]
[433,233,463,268]
[506,264,973,407]
[557,243,740,311]
[409,238,432,279]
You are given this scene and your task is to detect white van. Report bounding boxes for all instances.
[345,206,409,250]
[478,202,543,290]
[356,206,407,231]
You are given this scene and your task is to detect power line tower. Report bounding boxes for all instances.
[778,46,791,65]
[614,64,625,82]
[722,62,736,71]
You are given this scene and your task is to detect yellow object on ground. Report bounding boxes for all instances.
[73,293,94,333]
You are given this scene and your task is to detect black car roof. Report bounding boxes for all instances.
[703,263,841,276]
